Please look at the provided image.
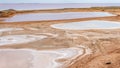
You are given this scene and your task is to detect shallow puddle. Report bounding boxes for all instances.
[51,20,120,30]
[4,12,115,22]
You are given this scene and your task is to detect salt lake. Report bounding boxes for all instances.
[4,12,115,22]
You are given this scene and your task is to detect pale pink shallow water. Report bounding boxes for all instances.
[4,12,115,22]
[0,47,91,68]
[0,3,120,10]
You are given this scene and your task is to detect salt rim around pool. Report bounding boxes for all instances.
[51,20,120,30]
[0,35,47,46]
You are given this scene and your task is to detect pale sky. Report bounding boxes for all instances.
[0,0,120,3]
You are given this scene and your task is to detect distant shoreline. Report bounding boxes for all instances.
[0,3,120,11]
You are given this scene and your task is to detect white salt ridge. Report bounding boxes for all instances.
[36,33,58,37]
[0,46,91,68]
[0,35,47,46]
[27,28,39,30]
[0,28,23,32]
[4,12,115,22]
[51,20,120,30]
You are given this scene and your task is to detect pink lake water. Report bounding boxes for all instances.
[0,3,120,10]
[4,12,115,22]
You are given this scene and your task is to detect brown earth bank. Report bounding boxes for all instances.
[0,7,120,68]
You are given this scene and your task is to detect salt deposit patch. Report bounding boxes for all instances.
[51,20,120,30]
[0,35,47,46]
[4,12,115,22]
[0,47,90,68]
[0,28,23,32]
[32,47,84,68]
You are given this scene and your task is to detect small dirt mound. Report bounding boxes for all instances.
[0,9,16,17]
